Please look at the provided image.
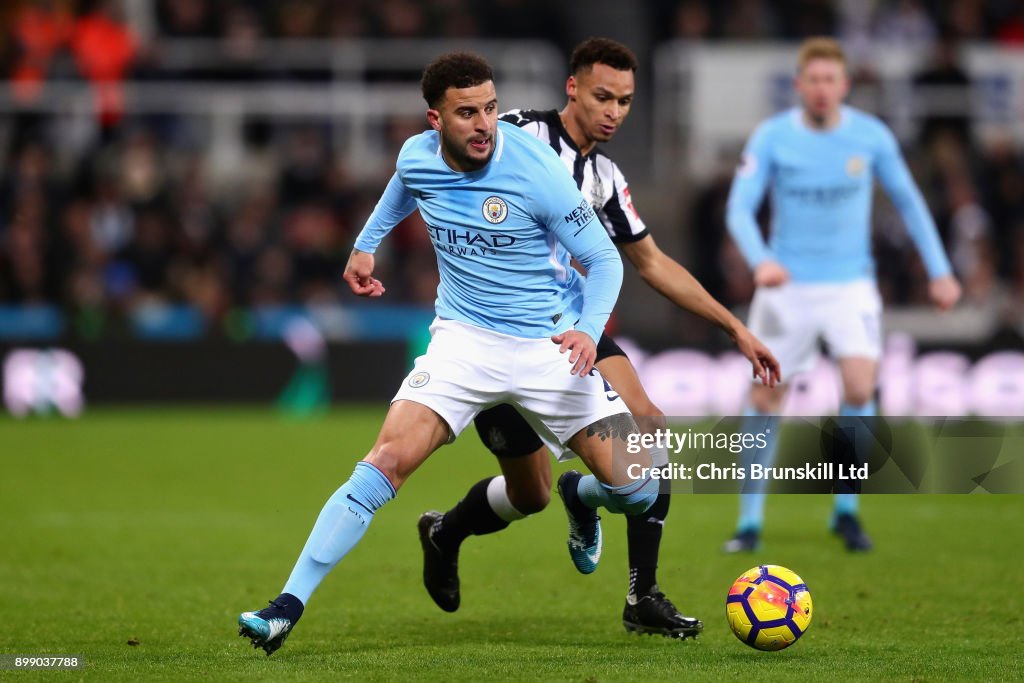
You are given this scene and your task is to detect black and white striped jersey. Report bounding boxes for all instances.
[500,108,648,244]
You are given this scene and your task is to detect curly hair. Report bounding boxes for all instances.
[420,52,494,108]
[569,38,638,76]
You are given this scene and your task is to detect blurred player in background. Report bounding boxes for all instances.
[418,38,779,640]
[237,51,663,656]
[723,37,962,553]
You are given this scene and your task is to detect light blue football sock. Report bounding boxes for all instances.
[832,493,859,517]
[575,474,610,509]
[737,409,780,533]
[282,461,395,604]
[577,475,638,511]
[840,400,876,418]
[833,400,877,519]
[575,472,658,515]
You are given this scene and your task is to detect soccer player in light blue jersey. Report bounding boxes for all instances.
[416,38,778,641]
[723,37,962,553]
[237,52,659,656]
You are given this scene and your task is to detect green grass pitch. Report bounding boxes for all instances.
[1,407,1021,681]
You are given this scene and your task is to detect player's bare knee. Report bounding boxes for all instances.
[634,405,666,434]
[364,442,410,488]
[502,466,550,514]
[507,485,549,514]
[843,382,874,407]
[751,383,784,413]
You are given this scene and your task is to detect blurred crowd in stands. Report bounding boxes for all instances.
[1,0,1024,341]
[656,0,1024,46]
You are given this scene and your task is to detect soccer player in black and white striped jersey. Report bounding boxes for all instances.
[498,106,647,244]
[418,38,781,638]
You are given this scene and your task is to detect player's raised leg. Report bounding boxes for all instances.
[509,331,659,576]
[595,354,701,638]
[419,405,550,612]
[558,411,659,567]
[239,400,449,655]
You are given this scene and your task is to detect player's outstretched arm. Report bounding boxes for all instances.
[343,249,386,297]
[347,170,416,298]
[873,125,962,311]
[619,235,780,385]
[620,234,738,324]
[536,145,621,377]
[732,327,782,387]
[726,123,775,271]
[556,240,622,378]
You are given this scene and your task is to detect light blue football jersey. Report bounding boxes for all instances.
[355,120,622,341]
[727,105,952,283]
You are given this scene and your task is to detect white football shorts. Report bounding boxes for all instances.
[747,279,882,379]
[392,318,628,460]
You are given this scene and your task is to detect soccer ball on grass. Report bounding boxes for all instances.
[726,564,812,651]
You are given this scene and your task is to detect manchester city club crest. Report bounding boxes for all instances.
[482,196,508,224]
[408,371,430,388]
[846,155,866,177]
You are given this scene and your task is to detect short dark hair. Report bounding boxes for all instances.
[569,38,638,76]
[421,52,494,108]
[797,36,847,72]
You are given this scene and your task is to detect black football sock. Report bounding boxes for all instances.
[626,491,671,599]
[270,592,305,624]
[434,477,510,553]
